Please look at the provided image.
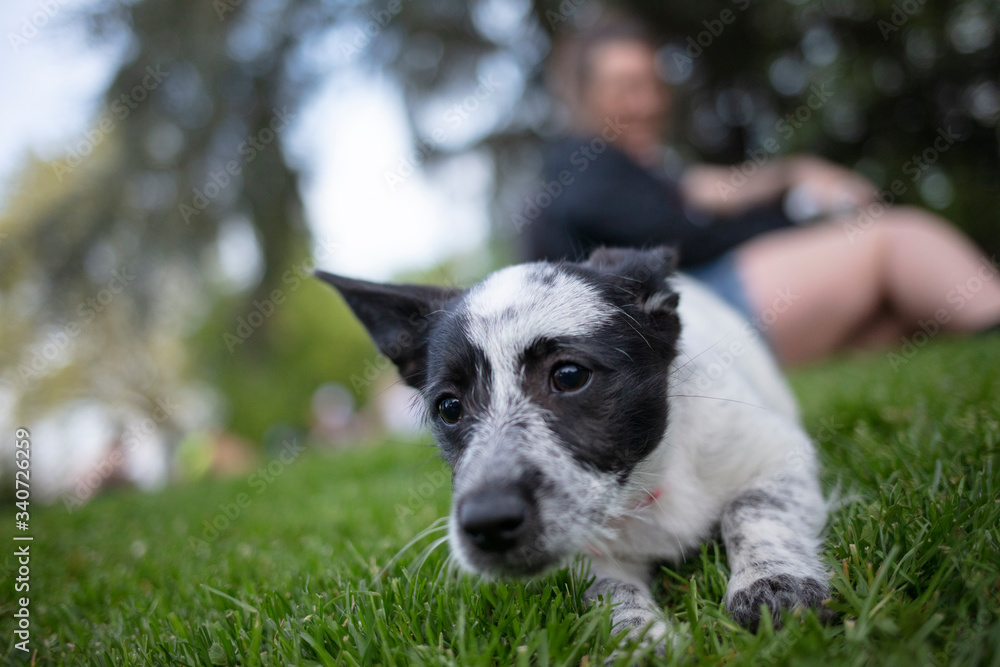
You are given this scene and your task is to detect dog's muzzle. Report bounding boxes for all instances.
[458,488,533,553]
[454,484,557,575]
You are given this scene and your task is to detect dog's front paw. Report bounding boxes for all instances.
[604,615,680,666]
[604,613,674,667]
[727,573,828,631]
[586,578,680,663]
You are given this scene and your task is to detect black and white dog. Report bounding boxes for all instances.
[317,246,828,650]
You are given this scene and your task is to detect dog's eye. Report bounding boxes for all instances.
[437,397,463,424]
[551,363,591,393]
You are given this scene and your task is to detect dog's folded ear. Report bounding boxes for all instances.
[315,271,462,390]
[583,246,680,314]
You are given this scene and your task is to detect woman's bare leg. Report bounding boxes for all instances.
[736,206,1000,365]
[843,307,910,350]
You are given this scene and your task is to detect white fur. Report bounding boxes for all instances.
[463,263,615,361]
[586,273,826,636]
[438,263,826,647]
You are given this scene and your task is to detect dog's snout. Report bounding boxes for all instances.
[458,490,530,553]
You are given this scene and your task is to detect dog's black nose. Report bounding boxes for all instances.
[459,490,530,553]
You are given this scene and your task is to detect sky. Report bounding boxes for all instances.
[287,70,492,281]
[0,0,491,282]
[0,1,121,186]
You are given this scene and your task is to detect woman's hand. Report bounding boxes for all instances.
[680,162,789,216]
[681,155,877,221]
[782,156,877,220]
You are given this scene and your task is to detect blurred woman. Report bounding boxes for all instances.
[525,20,1000,365]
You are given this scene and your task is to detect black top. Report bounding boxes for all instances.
[522,137,794,269]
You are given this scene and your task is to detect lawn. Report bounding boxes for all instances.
[2,337,999,666]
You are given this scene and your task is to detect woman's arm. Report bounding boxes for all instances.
[680,155,877,218]
[528,140,795,267]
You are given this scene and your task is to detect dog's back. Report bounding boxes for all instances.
[671,273,797,421]
[600,273,816,567]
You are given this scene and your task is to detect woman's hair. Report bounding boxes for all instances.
[546,12,662,129]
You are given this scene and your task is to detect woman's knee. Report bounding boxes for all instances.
[877,206,950,241]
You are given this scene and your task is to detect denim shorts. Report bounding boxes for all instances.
[685,251,757,324]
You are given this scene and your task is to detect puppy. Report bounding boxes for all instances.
[317,246,828,651]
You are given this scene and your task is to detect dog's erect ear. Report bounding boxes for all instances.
[582,246,680,314]
[315,271,462,390]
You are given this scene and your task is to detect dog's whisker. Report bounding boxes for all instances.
[665,330,746,388]
[586,529,630,575]
[626,472,661,485]
[407,538,458,609]
[432,552,454,591]
[443,554,462,591]
[610,304,654,350]
[406,535,450,579]
[378,517,449,581]
[669,393,768,411]
[613,346,634,361]
[405,390,427,418]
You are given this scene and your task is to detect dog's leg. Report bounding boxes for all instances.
[584,558,673,657]
[721,463,830,630]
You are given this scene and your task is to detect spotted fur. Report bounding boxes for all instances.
[317,246,829,653]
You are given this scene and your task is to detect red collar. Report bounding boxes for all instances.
[632,487,662,510]
[586,489,663,558]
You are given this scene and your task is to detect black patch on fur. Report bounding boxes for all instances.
[518,247,682,477]
[518,328,672,475]
[423,312,494,466]
[529,269,558,287]
[726,490,788,515]
[728,574,829,631]
[314,271,462,390]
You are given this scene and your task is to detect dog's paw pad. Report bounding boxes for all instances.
[727,573,828,631]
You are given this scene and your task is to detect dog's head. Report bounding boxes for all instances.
[317,247,681,576]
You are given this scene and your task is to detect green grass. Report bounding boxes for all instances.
[3,337,999,666]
